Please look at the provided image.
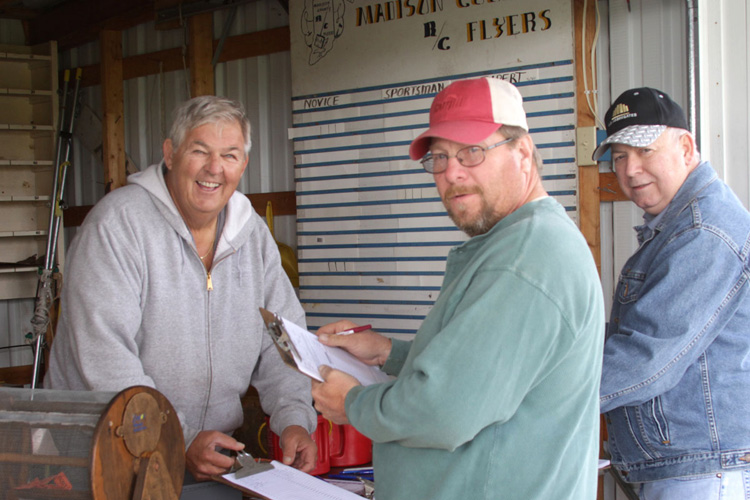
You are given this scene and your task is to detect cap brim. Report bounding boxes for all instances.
[592,125,667,161]
[409,121,501,160]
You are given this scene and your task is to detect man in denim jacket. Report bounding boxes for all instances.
[595,88,750,499]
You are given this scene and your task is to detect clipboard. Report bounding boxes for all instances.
[213,454,274,500]
[215,460,363,500]
[260,307,302,373]
[259,307,391,386]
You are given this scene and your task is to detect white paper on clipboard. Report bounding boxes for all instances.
[260,308,391,386]
[220,460,363,500]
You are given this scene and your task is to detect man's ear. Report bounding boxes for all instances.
[162,139,174,170]
[239,153,249,177]
[679,131,696,166]
[515,134,534,172]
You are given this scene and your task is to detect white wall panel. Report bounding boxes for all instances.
[699,0,750,207]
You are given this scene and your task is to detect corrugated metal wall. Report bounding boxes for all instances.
[699,0,750,207]
[0,18,24,44]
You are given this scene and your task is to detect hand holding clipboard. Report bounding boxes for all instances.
[259,308,391,386]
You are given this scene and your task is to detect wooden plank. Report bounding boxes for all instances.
[73,26,290,89]
[216,26,291,64]
[246,191,296,216]
[60,205,91,228]
[63,191,297,228]
[99,30,127,193]
[153,0,258,30]
[25,0,154,51]
[0,1,37,21]
[574,0,601,273]
[0,364,33,386]
[0,452,89,467]
[599,172,628,202]
[573,3,605,500]
[189,12,215,97]
[78,47,183,88]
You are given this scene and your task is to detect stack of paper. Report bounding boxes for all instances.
[220,461,364,500]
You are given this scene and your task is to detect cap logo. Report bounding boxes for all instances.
[433,95,466,114]
[609,103,636,125]
[593,87,689,161]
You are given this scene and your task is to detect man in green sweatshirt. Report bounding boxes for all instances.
[311,77,605,500]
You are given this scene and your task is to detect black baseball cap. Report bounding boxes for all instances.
[592,87,689,161]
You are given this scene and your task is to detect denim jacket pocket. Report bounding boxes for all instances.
[624,397,672,459]
[616,272,645,304]
[646,396,671,446]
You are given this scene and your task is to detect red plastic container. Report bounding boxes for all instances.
[267,416,373,474]
[329,423,372,467]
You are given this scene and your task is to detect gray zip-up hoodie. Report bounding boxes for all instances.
[45,163,316,447]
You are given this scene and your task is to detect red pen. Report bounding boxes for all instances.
[337,324,372,336]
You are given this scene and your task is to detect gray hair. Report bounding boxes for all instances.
[168,95,252,155]
[500,125,543,171]
[666,127,701,164]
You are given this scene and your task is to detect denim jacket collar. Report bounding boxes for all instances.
[635,161,717,245]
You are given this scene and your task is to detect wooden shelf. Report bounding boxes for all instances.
[0,230,48,237]
[2,124,55,131]
[0,50,52,62]
[0,160,54,168]
[0,267,37,275]
[0,42,58,301]
[0,195,51,202]
[0,88,53,97]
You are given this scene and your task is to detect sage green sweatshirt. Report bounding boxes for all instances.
[346,198,604,500]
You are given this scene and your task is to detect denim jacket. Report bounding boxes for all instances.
[600,161,750,482]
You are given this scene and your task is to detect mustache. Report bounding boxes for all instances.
[444,185,482,199]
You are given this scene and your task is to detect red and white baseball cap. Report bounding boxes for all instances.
[408,77,529,160]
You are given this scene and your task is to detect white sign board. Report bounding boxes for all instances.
[289,0,577,335]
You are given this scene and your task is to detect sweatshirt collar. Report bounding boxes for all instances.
[127,162,255,252]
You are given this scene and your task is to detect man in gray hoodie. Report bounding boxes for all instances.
[45,96,317,490]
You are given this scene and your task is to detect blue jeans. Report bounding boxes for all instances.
[181,469,242,500]
[639,470,750,500]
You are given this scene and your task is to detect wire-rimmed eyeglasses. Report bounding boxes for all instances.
[420,137,515,174]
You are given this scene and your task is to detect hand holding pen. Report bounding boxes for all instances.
[337,324,372,336]
[316,320,392,367]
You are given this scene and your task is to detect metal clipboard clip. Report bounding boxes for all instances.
[259,307,302,370]
[232,450,274,479]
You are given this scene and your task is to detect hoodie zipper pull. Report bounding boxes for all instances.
[206,271,213,291]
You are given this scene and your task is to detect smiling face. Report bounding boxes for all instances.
[163,120,248,227]
[611,129,697,215]
[431,130,540,236]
